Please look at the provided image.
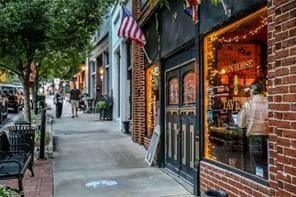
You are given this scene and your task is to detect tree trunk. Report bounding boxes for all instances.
[22,81,32,123]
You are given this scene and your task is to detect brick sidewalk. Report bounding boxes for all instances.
[0,159,53,197]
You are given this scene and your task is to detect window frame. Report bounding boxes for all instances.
[201,6,269,183]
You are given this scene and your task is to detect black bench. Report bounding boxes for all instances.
[0,131,34,197]
[7,125,35,158]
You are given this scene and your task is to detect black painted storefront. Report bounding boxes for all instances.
[141,0,267,195]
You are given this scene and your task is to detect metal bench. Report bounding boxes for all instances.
[0,131,34,197]
[7,125,35,175]
[7,125,35,157]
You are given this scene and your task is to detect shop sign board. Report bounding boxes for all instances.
[217,43,260,79]
[145,125,160,166]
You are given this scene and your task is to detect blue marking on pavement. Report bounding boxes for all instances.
[85,180,118,188]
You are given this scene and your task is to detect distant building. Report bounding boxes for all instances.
[110,1,132,130]
[87,14,111,101]
[70,64,87,93]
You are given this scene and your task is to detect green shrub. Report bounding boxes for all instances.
[0,185,12,197]
[14,112,41,124]
[96,100,109,110]
[35,130,50,146]
[14,114,26,124]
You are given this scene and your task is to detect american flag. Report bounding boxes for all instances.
[184,0,199,24]
[118,6,146,47]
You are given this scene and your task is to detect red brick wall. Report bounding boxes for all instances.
[267,0,296,196]
[132,0,146,144]
[132,1,158,144]
[200,162,270,197]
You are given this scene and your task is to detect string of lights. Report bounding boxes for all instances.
[218,16,267,43]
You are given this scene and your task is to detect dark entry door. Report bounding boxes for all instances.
[165,62,198,182]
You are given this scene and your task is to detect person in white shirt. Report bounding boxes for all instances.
[237,81,268,178]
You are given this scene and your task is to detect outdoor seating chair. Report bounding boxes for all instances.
[0,131,34,197]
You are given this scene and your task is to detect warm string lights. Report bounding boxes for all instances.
[206,16,267,83]
[218,16,267,43]
[146,69,153,133]
[207,35,218,84]
[146,66,160,136]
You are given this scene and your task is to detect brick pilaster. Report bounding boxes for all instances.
[132,0,146,144]
[267,0,296,196]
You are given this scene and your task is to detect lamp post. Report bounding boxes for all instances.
[34,63,39,114]
[62,81,66,96]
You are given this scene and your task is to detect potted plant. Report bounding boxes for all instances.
[96,100,109,111]
[96,95,113,120]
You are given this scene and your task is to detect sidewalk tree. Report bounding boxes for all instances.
[0,0,115,122]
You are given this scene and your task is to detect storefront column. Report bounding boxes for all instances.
[267,0,296,196]
[132,0,146,144]
[119,43,130,129]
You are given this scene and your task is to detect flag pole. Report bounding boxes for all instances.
[142,47,152,64]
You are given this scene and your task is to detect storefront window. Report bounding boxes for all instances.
[204,8,268,179]
[146,65,160,137]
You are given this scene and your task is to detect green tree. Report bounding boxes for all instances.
[0,0,115,122]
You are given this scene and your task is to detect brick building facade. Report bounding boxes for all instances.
[130,0,295,196]
[131,0,146,144]
[267,0,296,196]
[131,1,158,145]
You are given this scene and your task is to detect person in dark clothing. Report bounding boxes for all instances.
[54,89,63,118]
[70,84,80,118]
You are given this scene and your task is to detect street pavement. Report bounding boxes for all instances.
[53,101,193,197]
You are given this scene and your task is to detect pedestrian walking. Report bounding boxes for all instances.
[70,84,80,118]
[53,89,63,118]
[237,80,268,178]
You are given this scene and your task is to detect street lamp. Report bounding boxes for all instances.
[62,81,66,96]
[34,63,39,114]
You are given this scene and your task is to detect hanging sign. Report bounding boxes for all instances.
[217,43,260,78]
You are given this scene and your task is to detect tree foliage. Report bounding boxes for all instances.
[0,0,115,121]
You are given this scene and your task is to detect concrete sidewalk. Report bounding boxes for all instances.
[53,102,193,197]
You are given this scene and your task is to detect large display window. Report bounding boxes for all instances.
[146,64,160,138]
[203,8,268,179]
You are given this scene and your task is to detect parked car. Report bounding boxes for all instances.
[0,90,8,124]
[0,84,24,113]
[16,85,24,94]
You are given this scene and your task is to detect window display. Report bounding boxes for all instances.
[203,8,268,179]
[146,65,160,137]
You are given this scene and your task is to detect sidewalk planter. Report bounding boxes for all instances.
[203,190,228,197]
[99,108,113,120]
[122,121,130,134]
[96,95,113,120]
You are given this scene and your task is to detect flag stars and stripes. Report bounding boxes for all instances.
[118,5,146,47]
